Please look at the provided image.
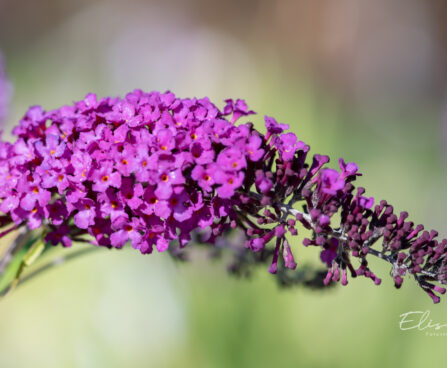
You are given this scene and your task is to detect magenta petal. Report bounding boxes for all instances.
[110,230,128,248]
[156,237,169,252]
[155,183,172,199]
[217,185,234,199]
[74,209,94,229]
[129,231,142,246]
[109,172,122,188]
[20,194,36,211]
[173,207,193,222]
[154,201,171,219]
[27,214,42,229]
[37,189,51,207]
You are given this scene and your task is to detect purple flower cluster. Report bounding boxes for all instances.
[0,52,11,126]
[0,89,446,303]
[0,91,264,253]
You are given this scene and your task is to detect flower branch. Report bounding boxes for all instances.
[0,90,445,303]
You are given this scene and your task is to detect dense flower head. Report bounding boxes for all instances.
[0,52,11,126]
[1,89,447,303]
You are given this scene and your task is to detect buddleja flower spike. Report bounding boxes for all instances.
[0,89,446,303]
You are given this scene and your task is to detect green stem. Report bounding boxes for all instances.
[0,245,101,297]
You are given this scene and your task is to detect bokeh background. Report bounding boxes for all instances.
[1,0,447,367]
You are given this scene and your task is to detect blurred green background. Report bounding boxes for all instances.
[1,0,447,367]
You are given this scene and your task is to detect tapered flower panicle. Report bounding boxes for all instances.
[0,89,446,303]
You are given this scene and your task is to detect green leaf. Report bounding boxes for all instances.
[0,232,52,297]
[22,238,45,267]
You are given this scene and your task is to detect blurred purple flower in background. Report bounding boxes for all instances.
[0,51,11,126]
